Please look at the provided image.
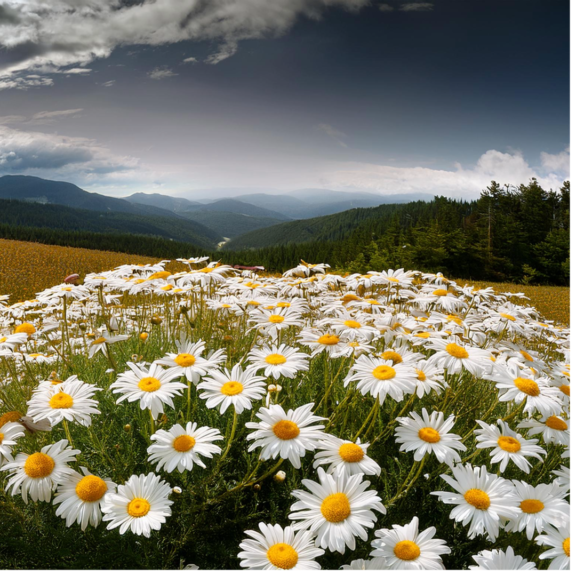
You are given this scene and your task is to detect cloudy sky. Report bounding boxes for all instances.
[0,0,569,199]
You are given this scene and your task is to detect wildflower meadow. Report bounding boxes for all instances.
[0,258,570,570]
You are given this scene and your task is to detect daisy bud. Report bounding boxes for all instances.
[173,486,182,495]
[253,484,261,491]
[268,384,277,392]
[179,305,189,314]
[139,332,148,341]
[273,471,286,483]
[275,385,282,393]
[131,354,140,362]
[124,424,131,432]
[151,316,162,325]
[79,323,87,331]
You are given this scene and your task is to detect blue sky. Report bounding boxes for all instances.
[0,0,569,199]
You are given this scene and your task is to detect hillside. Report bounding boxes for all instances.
[182,211,284,239]
[0,199,221,248]
[124,192,200,212]
[186,198,290,221]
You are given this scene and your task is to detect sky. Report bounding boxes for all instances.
[0,0,570,199]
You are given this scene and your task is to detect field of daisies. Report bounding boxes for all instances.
[0,258,570,570]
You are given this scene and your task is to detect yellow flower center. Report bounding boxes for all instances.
[464,488,491,510]
[446,315,462,326]
[220,381,244,396]
[520,350,534,362]
[49,392,74,409]
[0,337,6,343]
[418,427,440,443]
[545,415,568,431]
[520,499,545,514]
[199,267,215,274]
[387,277,399,283]
[381,351,403,364]
[138,377,161,392]
[320,493,351,523]
[92,337,107,345]
[446,343,469,359]
[0,411,22,428]
[562,538,570,557]
[175,353,196,367]
[247,300,261,306]
[416,369,426,381]
[497,435,522,453]
[173,434,196,452]
[513,377,540,397]
[14,323,35,336]
[0,433,4,444]
[343,320,362,329]
[127,497,151,518]
[24,453,55,478]
[338,443,365,463]
[414,332,430,339]
[559,384,570,396]
[276,302,291,308]
[317,334,340,346]
[75,475,108,502]
[372,365,396,380]
[268,315,285,324]
[342,294,360,303]
[272,420,300,440]
[267,543,299,570]
[394,540,421,561]
[433,289,448,297]
[265,353,287,365]
[500,313,516,321]
[148,271,171,280]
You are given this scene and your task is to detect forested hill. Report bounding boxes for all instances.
[221,179,570,286]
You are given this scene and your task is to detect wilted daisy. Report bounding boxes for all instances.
[468,547,536,570]
[344,356,417,404]
[474,419,546,473]
[102,473,173,538]
[313,436,381,477]
[147,422,223,473]
[156,338,226,384]
[110,362,187,419]
[247,344,309,379]
[1,439,80,504]
[238,523,324,570]
[432,464,520,541]
[536,524,570,570]
[289,468,386,553]
[27,378,101,427]
[0,420,25,464]
[53,467,116,531]
[246,403,326,468]
[370,516,451,570]
[505,480,570,539]
[395,409,466,465]
[426,336,491,376]
[199,364,265,413]
[517,414,570,446]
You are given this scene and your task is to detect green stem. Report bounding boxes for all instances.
[62,419,74,447]
[353,399,379,442]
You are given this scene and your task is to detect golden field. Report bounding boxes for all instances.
[0,239,569,325]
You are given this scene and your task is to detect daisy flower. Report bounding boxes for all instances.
[53,467,116,531]
[412,360,446,398]
[431,464,520,541]
[313,436,381,477]
[110,362,187,419]
[340,558,386,570]
[344,356,418,404]
[370,516,451,570]
[0,332,28,351]
[289,468,386,554]
[505,480,570,539]
[1,439,80,504]
[27,378,101,427]
[469,547,536,570]
[247,344,309,379]
[426,336,491,376]
[156,338,226,384]
[395,409,466,466]
[101,473,173,538]
[88,330,130,358]
[249,307,304,339]
[552,465,570,490]
[474,419,546,473]
[198,364,266,415]
[147,422,223,473]
[319,312,380,342]
[246,403,326,468]
[0,421,25,464]
[238,523,324,570]
[517,415,570,446]
[536,524,570,570]
[298,329,349,358]
[378,343,425,367]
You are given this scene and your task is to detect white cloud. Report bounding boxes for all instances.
[0,109,83,126]
[318,148,570,198]
[0,0,370,89]
[101,79,116,87]
[148,66,178,80]
[318,123,348,148]
[183,57,197,64]
[400,2,434,11]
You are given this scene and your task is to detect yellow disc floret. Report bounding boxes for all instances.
[272,420,300,440]
[394,540,421,561]
[497,436,522,453]
[418,427,441,443]
[14,323,36,336]
[520,499,545,514]
[220,381,244,396]
[320,493,351,523]
[343,320,362,329]
[433,289,448,297]
[24,453,55,478]
[174,353,196,367]
[127,497,151,518]
[265,354,287,365]
[173,434,196,452]
[0,411,22,428]
[562,538,570,557]
[75,475,108,502]
[416,369,426,381]
[138,377,161,392]
[268,315,285,324]
[545,415,568,431]
[338,443,365,463]
[381,351,403,364]
[318,334,340,346]
[446,343,469,359]
[49,392,74,409]
[267,543,299,570]
[513,378,540,397]
[464,488,491,510]
[372,365,396,380]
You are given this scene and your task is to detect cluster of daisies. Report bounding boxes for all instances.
[0,258,570,570]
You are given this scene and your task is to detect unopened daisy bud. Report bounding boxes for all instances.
[273,471,286,483]
[131,354,139,362]
[268,384,277,392]
[253,484,261,491]
[151,316,162,325]
[275,385,282,393]
[179,305,189,314]
[79,323,87,331]
[124,424,131,432]
[139,332,148,341]
[173,486,182,495]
